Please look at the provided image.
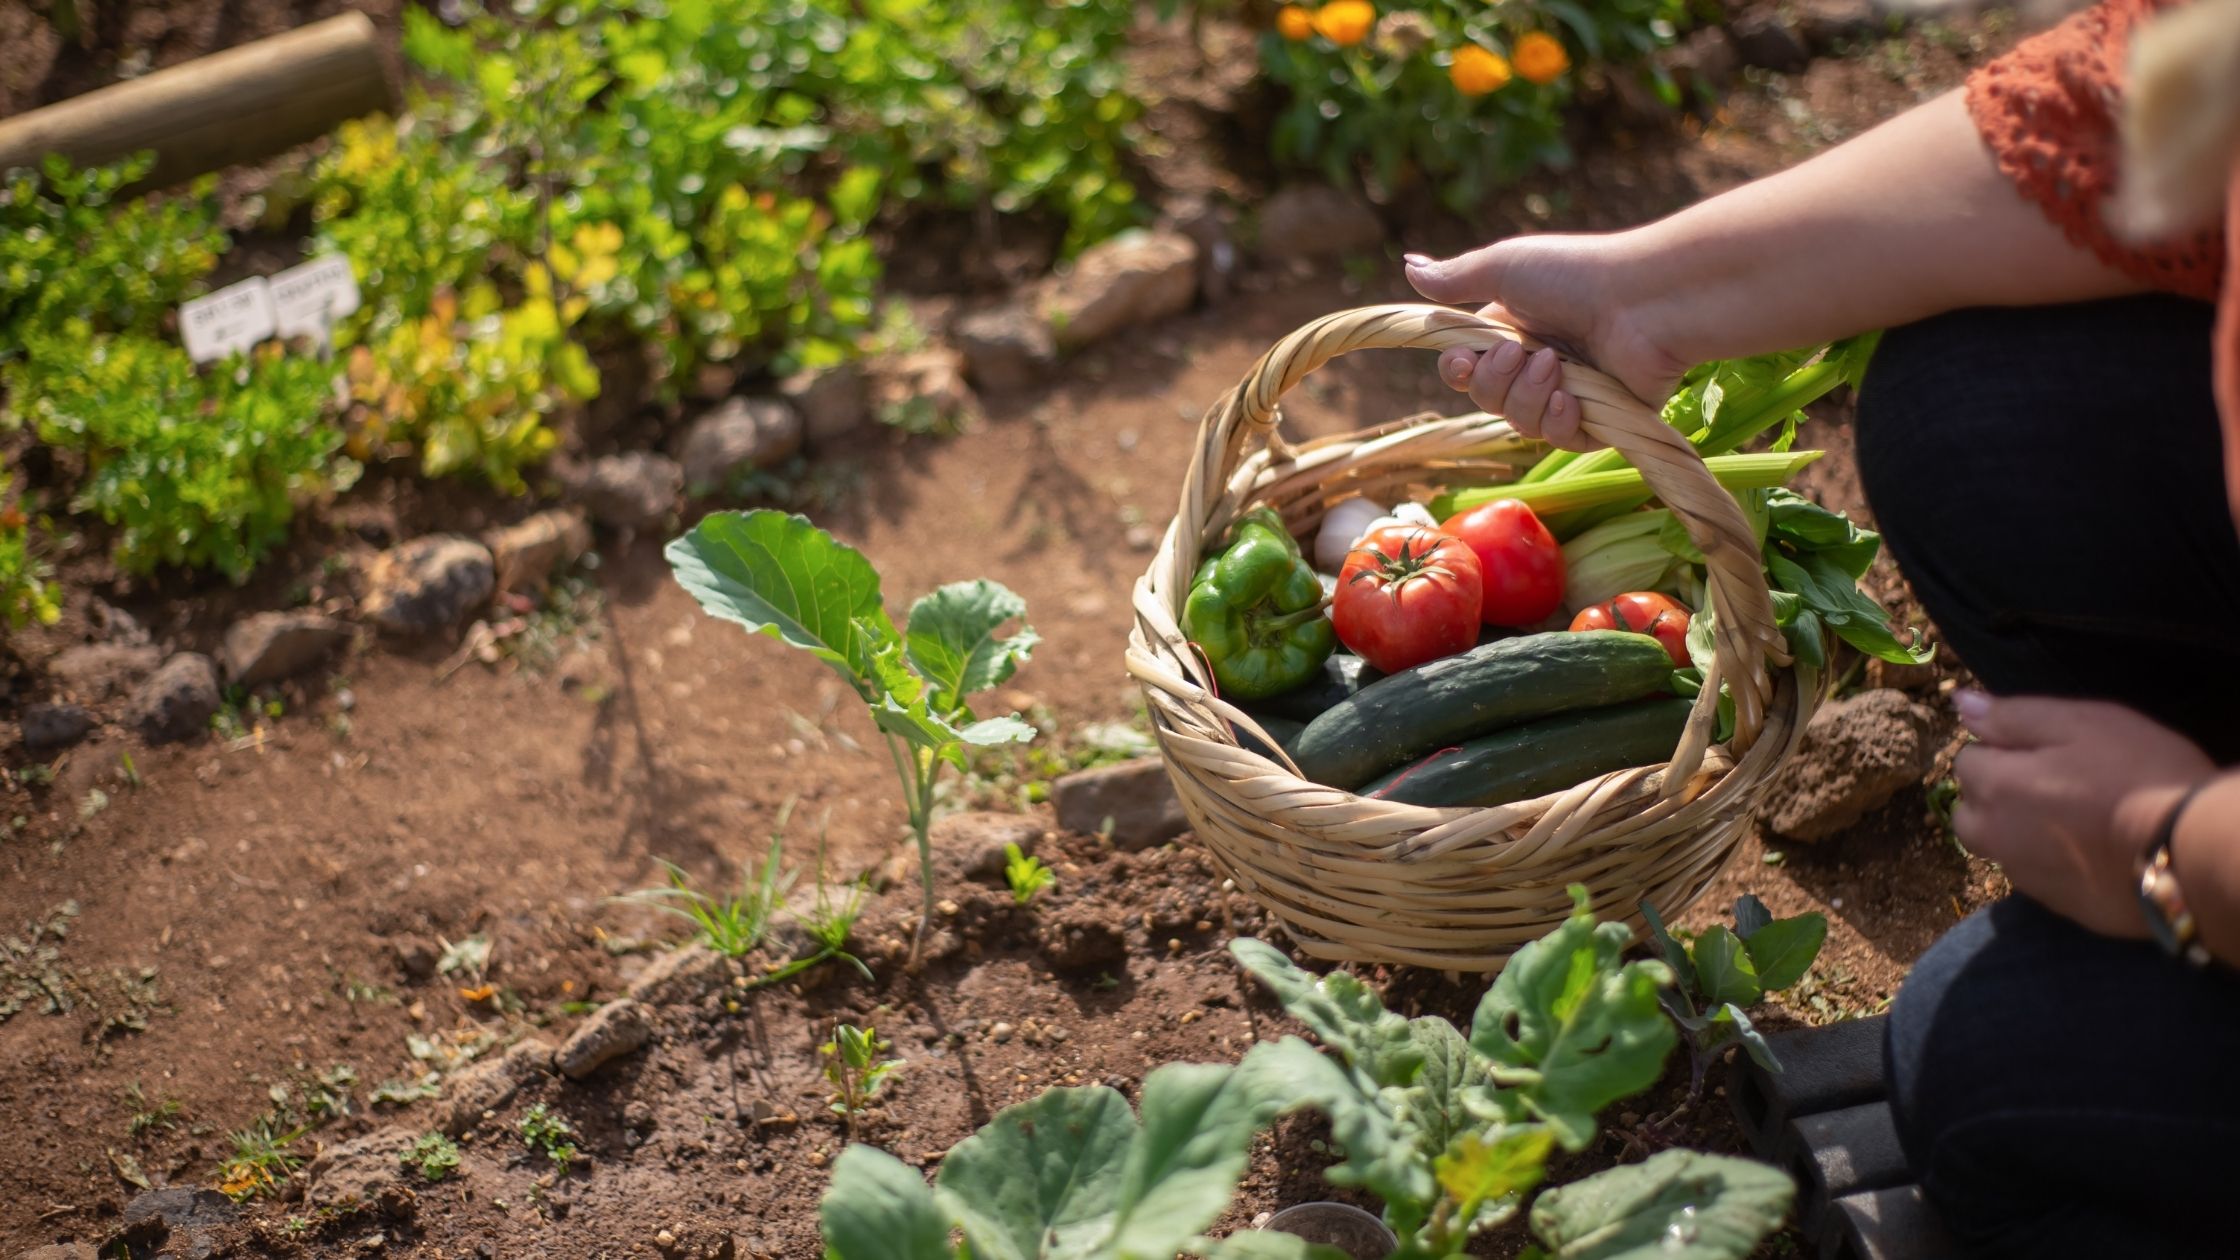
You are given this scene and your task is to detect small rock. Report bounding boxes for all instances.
[564,453,683,530]
[675,397,804,492]
[1038,903,1128,972]
[1052,757,1189,851]
[1255,185,1384,260]
[220,610,351,688]
[484,508,592,597]
[953,302,1056,392]
[1764,689,1937,842]
[21,702,95,753]
[782,362,871,448]
[393,936,438,981]
[127,653,220,745]
[360,535,496,635]
[1729,10,1811,72]
[122,1187,237,1232]
[434,1036,555,1137]
[625,943,733,1006]
[46,643,161,702]
[1039,229,1199,352]
[304,1127,414,1209]
[872,347,980,433]
[923,812,1045,883]
[554,998,653,1079]
[989,1021,1015,1044]
[20,1246,100,1260]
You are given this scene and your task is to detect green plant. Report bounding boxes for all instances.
[520,1102,578,1172]
[821,1022,902,1137]
[0,467,60,630]
[819,889,1794,1259]
[620,833,792,959]
[216,1117,307,1201]
[1259,0,1686,209]
[402,1131,462,1182]
[0,153,225,354]
[4,328,351,581]
[1641,894,1828,1093]
[1003,842,1054,905]
[124,1080,183,1136]
[668,510,1038,964]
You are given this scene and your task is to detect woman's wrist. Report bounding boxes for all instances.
[2163,774,2240,962]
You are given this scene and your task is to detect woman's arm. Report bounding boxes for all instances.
[2167,777,2240,963]
[1405,90,2150,444]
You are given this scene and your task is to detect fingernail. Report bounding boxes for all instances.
[1490,340,1524,372]
[1526,348,1558,383]
[1443,355,1473,384]
[1548,390,1570,418]
[1403,253,1433,269]
[1953,689,1990,725]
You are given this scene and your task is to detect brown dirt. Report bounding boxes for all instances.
[0,7,2023,1258]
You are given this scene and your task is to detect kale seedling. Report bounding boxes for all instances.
[401,1132,460,1183]
[1642,893,1829,1093]
[821,1022,902,1139]
[519,1103,577,1172]
[1003,842,1054,906]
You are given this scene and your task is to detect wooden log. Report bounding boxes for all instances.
[0,13,396,187]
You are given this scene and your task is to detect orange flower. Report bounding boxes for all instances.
[1513,31,1570,84]
[1277,4,1316,40]
[1313,0,1375,47]
[1449,44,1512,96]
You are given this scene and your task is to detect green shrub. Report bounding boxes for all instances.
[0,153,226,352]
[0,467,60,630]
[1261,0,1687,208]
[5,327,349,581]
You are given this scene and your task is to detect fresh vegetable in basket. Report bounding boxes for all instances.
[1181,507,1338,700]
[1331,524,1482,674]
[1363,698,1695,808]
[1571,591,1692,667]
[1290,630,1675,790]
[1440,497,1566,627]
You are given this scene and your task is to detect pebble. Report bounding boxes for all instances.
[990,1021,1015,1044]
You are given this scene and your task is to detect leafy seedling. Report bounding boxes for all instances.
[1003,842,1054,906]
[124,1081,182,1136]
[216,1117,306,1201]
[669,510,1039,966]
[402,1131,461,1182]
[617,828,792,959]
[1641,894,1829,1093]
[520,1103,577,1173]
[821,1022,902,1139]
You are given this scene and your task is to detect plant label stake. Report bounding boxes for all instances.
[269,254,361,352]
[179,277,277,364]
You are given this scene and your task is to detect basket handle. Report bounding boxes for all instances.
[1165,303,1788,762]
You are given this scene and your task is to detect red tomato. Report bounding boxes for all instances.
[1440,499,1565,627]
[1569,592,1692,666]
[1333,526,1483,674]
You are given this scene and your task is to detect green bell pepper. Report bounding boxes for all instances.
[1181,507,1338,700]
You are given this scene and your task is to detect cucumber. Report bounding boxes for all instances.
[1360,699,1694,808]
[1288,631,1675,789]
[1244,652,1383,723]
[1235,714,1306,762]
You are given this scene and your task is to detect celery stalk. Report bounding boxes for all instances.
[1432,450,1823,520]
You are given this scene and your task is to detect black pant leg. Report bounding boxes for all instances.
[1855,295,2240,761]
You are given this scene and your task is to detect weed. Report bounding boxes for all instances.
[821,1023,902,1138]
[402,1131,461,1182]
[617,832,789,960]
[216,1117,306,1201]
[520,1103,578,1172]
[124,1081,183,1136]
[370,1073,443,1107]
[1003,843,1054,906]
[117,752,141,789]
[435,934,492,985]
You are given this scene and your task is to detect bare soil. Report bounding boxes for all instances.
[0,7,2021,1258]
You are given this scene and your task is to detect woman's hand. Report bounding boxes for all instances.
[1405,235,1693,450]
[1953,691,2218,939]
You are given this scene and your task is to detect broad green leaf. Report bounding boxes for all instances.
[871,694,969,771]
[1193,1233,1353,1260]
[1709,1004,1781,1074]
[1740,915,1826,993]
[1111,1063,1290,1258]
[959,715,1037,747]
[1434,1126,1554,1231]
[1765,551,1930,665]
[1235,1037,1423,1215]
[1470,888,1677,1151]
[1393,1017,1487,1158]
[1528,1149,1794,1260]
[1732,895,1772,941]
[821,1145,953,1260]
[934,1086,1135,1260]
[1690,926,1762,1009]
[1763,491,1880,581]
[1230,940,1420,1089]
[666,511,894,696]
[906,579,1038,711]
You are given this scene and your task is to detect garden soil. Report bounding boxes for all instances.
[1,8,2017,1257]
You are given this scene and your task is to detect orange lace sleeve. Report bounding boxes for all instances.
[1966,0,2225,300]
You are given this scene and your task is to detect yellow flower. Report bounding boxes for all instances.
[1450,44,1512,96]
[1277,4,1316,40]
[1313,0,1375,47]
[1513,31,1570,85]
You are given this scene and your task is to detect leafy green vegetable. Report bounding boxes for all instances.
[667,510,1035,962]
[1640,895,1828,1091]
[1526,1149,1793,1260]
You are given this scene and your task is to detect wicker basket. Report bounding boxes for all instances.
[1126,304,1822,970]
